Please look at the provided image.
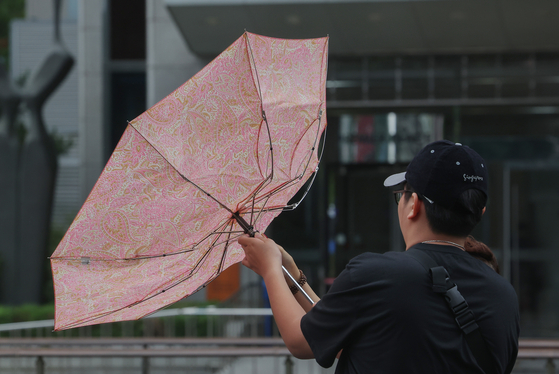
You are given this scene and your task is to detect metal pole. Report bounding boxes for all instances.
[546,358,555,374]
[36,356,44,374]
[395,57,402,101]
[284,356,293,374]
[282,266,314,305]
[142,344,149,374]
[512,184,520,292]
[503,165,512,282]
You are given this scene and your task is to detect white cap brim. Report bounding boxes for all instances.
[383,172,407,187]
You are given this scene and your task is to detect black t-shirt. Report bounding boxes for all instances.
[301,243,519,374]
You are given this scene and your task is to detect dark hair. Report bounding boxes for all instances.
[465,235,500,273]
[404,183,487,237]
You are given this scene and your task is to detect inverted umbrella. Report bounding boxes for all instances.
[50,32,328,330]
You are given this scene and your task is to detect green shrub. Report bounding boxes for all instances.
[0,304,54,324]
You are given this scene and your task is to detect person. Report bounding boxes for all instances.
[238,140,519,373]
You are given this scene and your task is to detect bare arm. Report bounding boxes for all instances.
[278,244,342,359]
[278,245,320,312]
[239,234,314,358]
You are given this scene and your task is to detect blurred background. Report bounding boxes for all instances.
[2,0,559,348]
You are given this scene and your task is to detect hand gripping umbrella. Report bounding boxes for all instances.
[50,32,328,330]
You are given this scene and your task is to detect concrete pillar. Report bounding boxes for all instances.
[146,0,206,107]
[78,0,106,202]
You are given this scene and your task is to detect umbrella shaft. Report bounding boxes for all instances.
[282,266,315,305]
[233,212,255,237]
[232,213,314,305]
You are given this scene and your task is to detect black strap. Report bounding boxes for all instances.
[407,248,496,374]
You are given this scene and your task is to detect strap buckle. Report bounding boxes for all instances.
[445,285,478,334]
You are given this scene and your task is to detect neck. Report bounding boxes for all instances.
[401,200,466,251]
[405,231,466,251]
[421,239,465,250]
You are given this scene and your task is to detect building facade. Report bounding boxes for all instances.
[14,0,559,336]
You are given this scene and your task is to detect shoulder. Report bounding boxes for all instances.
[342,251,426,285]
[468,259,518,303]
[419,245,519,313]
[346,251,410,270]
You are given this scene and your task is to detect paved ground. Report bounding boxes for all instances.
[0,356,554,374]
[0,356,338,374]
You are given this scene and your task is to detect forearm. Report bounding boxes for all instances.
[238,234,315,358]
[285,269,321,312]
[263,267,314,359]
[295,287,320,312]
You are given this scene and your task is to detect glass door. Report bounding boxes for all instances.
[503,162,559,337]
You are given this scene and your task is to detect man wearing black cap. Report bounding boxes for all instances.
[239,140,519,373]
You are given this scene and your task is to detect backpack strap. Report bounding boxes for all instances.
[407,247,496,374]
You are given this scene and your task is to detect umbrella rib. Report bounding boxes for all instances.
[277,36,329,213]
[50,245,198,261]
[278,37,329,212]
[216,228,232,275]
[244,32,264,107]
[182,224,227,280]
[127,122,236,217]
[60,225,236,329]
[52,220,242,262]
[52,110,323,264]
[251,110,328,212]
[124,223,233,310]
[254,114,275,222]
[54,34,330,330]
[245,39,329,222]
[245,175,271,228]
[250,174,302,209]
[244,32,277,229]
[286,122,328,211]
[294,109,324,184]
[229,175,305,227]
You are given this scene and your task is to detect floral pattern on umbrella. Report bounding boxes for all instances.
[50,32,328,330]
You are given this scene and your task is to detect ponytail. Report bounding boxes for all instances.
[464,236,500,274]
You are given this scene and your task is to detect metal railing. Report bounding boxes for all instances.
[0,307,277,339]
[0,309,558,373]
[0,337,557,374]
[0,337,304,374]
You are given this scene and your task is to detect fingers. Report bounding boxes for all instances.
[238,235,282,278]
[238,233,274,250]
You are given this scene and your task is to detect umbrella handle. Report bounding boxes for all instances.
[282,266,315,305]
[233,212,255,236]
[232,213,314,305]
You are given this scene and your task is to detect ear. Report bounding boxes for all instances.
[406,193,422,220]
[482,206,486,215]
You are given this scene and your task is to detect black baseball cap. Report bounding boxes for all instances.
[383,140,488,210]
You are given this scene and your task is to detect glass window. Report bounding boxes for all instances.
[508,168,559,337]
[401,56,429,100]
[327,58,363,101]
[110,0,146,60]
[535,52,559,97]
[468,54,499,98]
[501,54,531,98]
[338,112,441,164]
[109,72,146,152]
[368,57,396,100]
[434,55,462,99]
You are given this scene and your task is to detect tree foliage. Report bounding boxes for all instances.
[0,0,25,65]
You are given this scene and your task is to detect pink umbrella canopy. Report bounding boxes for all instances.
[50,32,329,330]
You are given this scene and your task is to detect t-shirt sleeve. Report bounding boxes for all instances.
[300,263,361,368]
